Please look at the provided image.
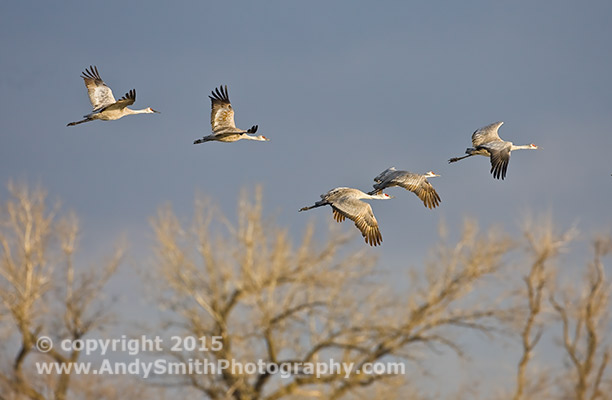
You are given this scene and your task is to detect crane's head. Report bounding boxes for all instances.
[529,143,539,149]
[372,192,394,200]
[424,171,440,178]
[147,107,161,114]
[256,135,270,141]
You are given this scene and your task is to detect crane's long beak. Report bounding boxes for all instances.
[151,108,161,114]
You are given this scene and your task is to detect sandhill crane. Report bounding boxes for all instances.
[193,85,268,144]
[299,187,392,246]
[67,66,159,126]
[448,121,538,180]
[369,167,441,209]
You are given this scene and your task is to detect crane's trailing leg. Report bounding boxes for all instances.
[299,201,328,212]
[448,154,472,163]
[67,117,93,127]
[448,149,476,163]
[193,136,213,144]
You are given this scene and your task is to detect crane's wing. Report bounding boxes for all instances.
[209,85,237,134]
[396,174,441,209]
[332,208,346,222]
[409,180,441,209]
[480,141,511,180]
[331,200,382,246]
[472,121,504,147]
[81,66,117,111]
[373,167,397,183]
[100,89,136,112]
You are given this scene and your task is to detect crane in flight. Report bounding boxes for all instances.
[369,167,441,209]
[193,85,268,144]
[67,66,159,126]
[299,187,392,246]
[448,121,538,180]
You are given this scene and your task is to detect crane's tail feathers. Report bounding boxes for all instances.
[247,125,258,133]
[67,118,92,127]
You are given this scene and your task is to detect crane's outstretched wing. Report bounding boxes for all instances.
[81,66,116,111]
[395,176,441,209]
[331,200,382,246]
[472,121,504,147]
[373,167,397,184]
[481,141,511,180]
[209,85,237,134]
[101,89,136,112]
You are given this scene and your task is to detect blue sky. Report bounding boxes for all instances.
[1,0,612,395]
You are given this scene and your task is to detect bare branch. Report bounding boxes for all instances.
[0,183,122,399]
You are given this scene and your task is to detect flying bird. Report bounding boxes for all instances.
[369,167,441,209]
[193,85,268,144]
[299,187,392,246]
[67,66,159,126]
[448,121,539,179]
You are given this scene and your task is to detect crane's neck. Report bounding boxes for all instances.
[243,134,267,141]
[125,108,151,115]
[511,144,535,151]
[365,193,390,200]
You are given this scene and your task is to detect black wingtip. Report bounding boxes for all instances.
[247,125,258,133]
[81,65,102,80]
[210,85,230,103]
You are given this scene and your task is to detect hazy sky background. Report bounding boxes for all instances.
[1,0,612,396]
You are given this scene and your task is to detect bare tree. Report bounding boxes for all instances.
[512,217,577,400]
[0,183,122,400]
[550,236,612,400]
[3,182,609,399]
[148,187,515,399]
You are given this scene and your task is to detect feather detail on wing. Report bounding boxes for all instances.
[332,201,382,246]
[102,89,136,112]
[209,85,236,133]
[472,121,504,147]
[373,167,397,183]
[481,141,511,180]
[332,208,346,223]
[81,65,116,111]
[402,180,441,209]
